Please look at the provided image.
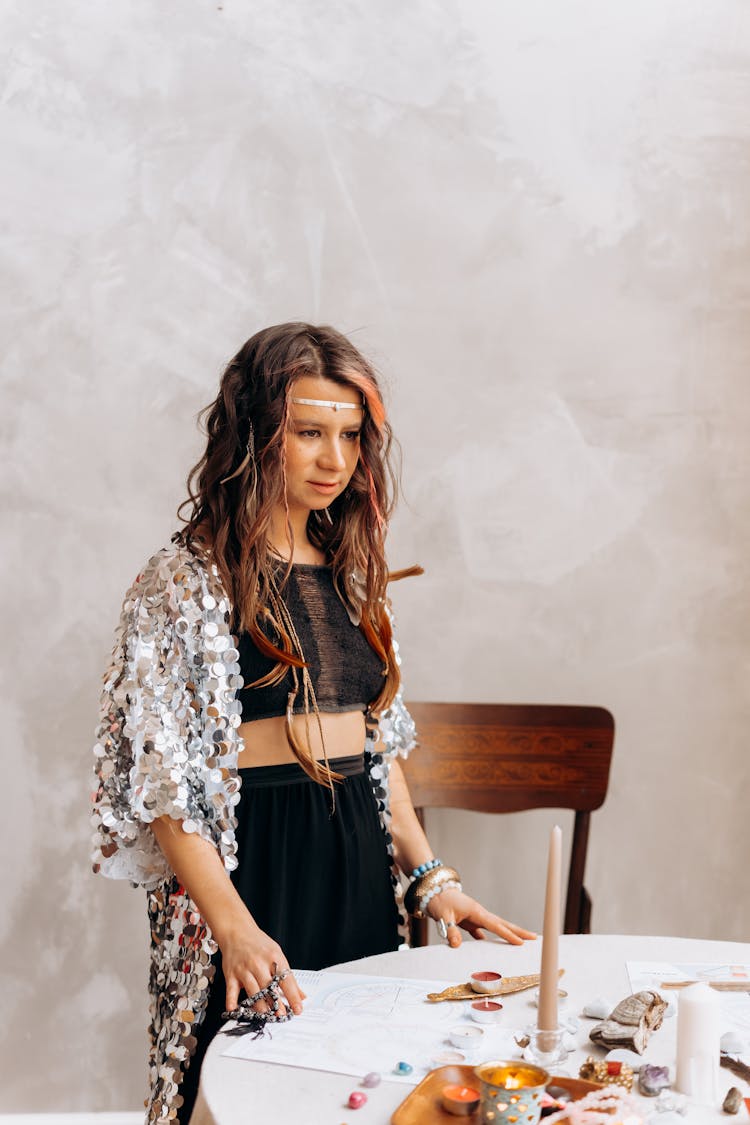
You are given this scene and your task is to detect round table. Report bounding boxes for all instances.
[190,934,750,1124]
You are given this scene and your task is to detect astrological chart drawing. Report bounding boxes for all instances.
[221,971,519,1081]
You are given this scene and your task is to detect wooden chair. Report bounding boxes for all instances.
[400,702,615,946]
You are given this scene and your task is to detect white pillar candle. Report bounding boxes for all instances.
[675,982,720,1101]
[537,825,562,1034]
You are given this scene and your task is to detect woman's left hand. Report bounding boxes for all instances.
[428,887,537,948]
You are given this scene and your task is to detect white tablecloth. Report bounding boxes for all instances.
[190,934,750,1124]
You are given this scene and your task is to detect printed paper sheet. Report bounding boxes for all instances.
[221,970,521,1082]
[627,962,750,1035]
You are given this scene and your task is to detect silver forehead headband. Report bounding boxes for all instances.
[220,396,364,485]
[291,396,363,412]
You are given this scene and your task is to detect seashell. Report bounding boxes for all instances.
[606,1048,644,1071]
[723,1086,743,1114]
[721,1031,745,1054]
[582,997,611,1020]
[639,1063,670,1096]
[589,990,667,1055]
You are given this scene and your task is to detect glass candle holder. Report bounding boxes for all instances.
[475,1061,549,1125]
[523,1026,569,1069]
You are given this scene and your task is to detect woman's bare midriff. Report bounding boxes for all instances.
[236,710,368,768]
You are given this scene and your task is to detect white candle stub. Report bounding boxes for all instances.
[449,1025,485,1049]
[675,982,720,1102]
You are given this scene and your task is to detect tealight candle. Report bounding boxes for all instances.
[470,999,503,1024]
[470,970,503,994]
[441,1083,481,1117]
[449,1025,485,1049]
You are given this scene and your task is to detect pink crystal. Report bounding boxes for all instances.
[348,1091,367,1109]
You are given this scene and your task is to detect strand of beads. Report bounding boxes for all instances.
[419,879,463,914]
[410,858,443,878]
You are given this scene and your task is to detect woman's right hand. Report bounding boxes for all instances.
[220,919,306,1016]
[148,819,307,1018]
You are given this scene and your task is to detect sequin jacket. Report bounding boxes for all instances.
[91,544,416,1124]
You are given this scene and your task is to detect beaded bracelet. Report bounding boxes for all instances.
[413,868,462,917]
[410,858,442,879]
[404,864,462,918]
[419,879,462,914]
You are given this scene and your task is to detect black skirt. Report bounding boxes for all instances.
[177,754,400,1123]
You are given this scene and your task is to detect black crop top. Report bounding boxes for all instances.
[236,564,386,723]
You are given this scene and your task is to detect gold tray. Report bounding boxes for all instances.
[391,1067,600,1124]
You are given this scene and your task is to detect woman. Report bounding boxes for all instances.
[92,323,534,1124]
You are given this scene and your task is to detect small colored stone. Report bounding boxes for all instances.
[348,1091,367,1109]
[394,1060,413,1075]
[721,1031,745,1054]
[581,997,610,1020]
[362,1071,381,1088]
[654,1089,688,1116]
[638,1064,670,1097]
[722,1086,742,1114]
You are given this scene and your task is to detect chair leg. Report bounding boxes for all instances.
[564,812,590,934]
[410,915,429,948]
[579,886,592,934]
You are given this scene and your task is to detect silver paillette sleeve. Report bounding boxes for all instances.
[91,546,242,888]
[376,612,417,760]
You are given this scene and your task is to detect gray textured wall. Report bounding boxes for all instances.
[2,0,749,1112]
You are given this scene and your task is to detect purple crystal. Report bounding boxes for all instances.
[362,1072,381,1088]
[638,1064,670,1097]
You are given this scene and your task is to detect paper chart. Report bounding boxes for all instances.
[627,962,750,1035]
[221,970,521,1082]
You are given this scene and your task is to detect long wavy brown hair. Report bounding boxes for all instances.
[175,322,414,785]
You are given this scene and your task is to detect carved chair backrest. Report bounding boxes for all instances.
[400,702,615,944]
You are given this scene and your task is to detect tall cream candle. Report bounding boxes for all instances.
[537,825,562,1035]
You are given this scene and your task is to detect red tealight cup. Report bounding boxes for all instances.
[441,1083,481,1116]
[470,971,503,994]
[469,999,503,1024]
